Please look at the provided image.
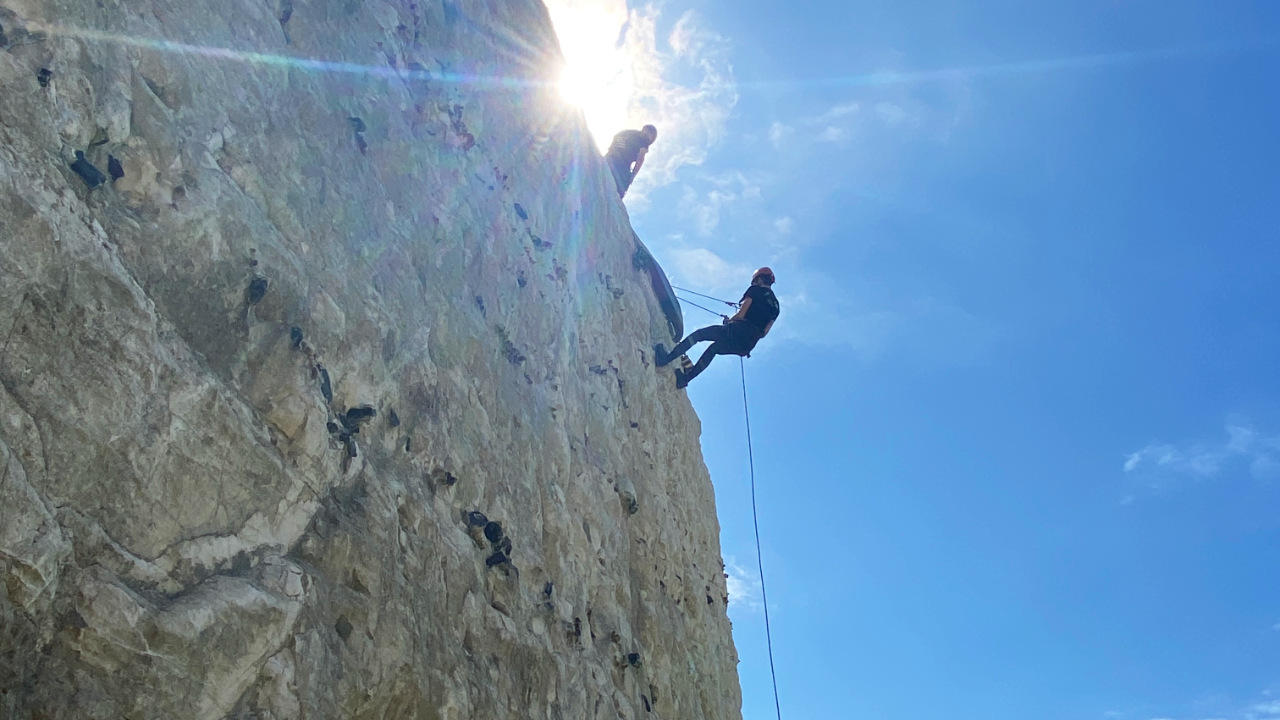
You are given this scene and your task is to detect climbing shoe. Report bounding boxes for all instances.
[674,369,691,389]
[654,343,672,368]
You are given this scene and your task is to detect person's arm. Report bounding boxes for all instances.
[630,147,648,176]
[760,319,774,337]
[726,296,752,322]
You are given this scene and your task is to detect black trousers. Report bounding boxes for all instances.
[669,321,761,383]
[605,154,634,197]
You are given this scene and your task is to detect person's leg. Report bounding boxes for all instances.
[657,325,726,366]
[676,343,724,388]
[607,157,632,197]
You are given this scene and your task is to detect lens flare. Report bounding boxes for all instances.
[543,0,634,150]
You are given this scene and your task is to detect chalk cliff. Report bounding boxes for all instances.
[0,0,741,717]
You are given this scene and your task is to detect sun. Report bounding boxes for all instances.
[544,0,635,151]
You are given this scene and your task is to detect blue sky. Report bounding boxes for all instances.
[549,1,1280,718]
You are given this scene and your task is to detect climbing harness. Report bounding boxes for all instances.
[740,357,783,720]
[672,285,739,308]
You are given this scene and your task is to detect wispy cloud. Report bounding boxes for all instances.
[817,126,848,143]
[724,558,761,612]
[676,171,764,236]
[620,7,738,199]
[1123,424,1280,484]
[667,247,752,295]
[768,121,795,147]
[543,1,738,203]
[810,101,861,125]
[1246,700,1280,720]
[875,101,912,127]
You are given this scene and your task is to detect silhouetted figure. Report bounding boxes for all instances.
[604,124,657,198]
[656,267,780,389]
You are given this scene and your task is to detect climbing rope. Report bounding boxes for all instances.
[674,293,728,320]
[740,358,783,720]
[672,285,739,308]
[673,288,782,717]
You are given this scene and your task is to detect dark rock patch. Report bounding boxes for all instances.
[494,325,525,365]
[107,155,124,181]
[334,615,353,642]
[69,151,105,188]
[246,276,269,305]
[513,203,528,220]
[36,68,52,88]
[483,521,503,544]
[318,365,333,403]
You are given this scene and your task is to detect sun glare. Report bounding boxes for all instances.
[544,0,635,151]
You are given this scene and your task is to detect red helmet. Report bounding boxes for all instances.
[752,266,776,285]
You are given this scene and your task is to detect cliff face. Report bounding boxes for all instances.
[0,1,741,717]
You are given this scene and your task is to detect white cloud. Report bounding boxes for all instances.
[667,247,752,293]
[543,1,738,201]
[1247,700,1280,720]
[817,126,847,143]
[875,101,910,126]
[810,101,861,125]
[774,216,793,234]
[675,171,764,236]
[724,558,761,612]
[620,7,738,196]
[1123,423,1280,484]
[769,121,795,147]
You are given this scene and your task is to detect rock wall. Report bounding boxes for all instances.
[0,0,741,717]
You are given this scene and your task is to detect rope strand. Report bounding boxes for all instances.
[672,284,739,307]
[741,358,782,720]
[675,294,727,320]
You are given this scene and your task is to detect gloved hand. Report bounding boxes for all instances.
[721,315,730,324]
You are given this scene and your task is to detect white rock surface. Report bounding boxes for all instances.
[0,0,741,717]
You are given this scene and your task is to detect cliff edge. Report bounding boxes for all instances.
[0,0,741,717]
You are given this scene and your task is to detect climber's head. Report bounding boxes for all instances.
[642,124,658,144]
[752,267,775,287]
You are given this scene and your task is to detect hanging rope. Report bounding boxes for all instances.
[674,293,728,320]
[740,358,782,720]
[672,284,739,308]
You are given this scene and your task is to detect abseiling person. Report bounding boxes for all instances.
[655,267,780,389]
[603,124,657,198]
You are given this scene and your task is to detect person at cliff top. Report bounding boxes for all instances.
[655,267,780,389]
[603,124,657,199]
